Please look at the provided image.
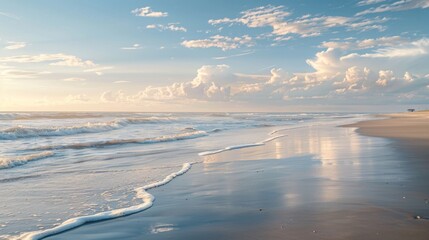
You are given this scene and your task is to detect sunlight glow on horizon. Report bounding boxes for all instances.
[1,0,428,112]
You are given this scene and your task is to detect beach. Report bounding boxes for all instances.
[28,112,429,240]
[3,0,428,239]
[344,111,429,146]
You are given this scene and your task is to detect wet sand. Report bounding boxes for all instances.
[344,111,429,146]
[46,121,429,240]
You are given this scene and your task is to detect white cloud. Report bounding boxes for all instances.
[4,41,26,50]
[272,36,293,44]
[146,23,187,32]
[113,80,129,84]
[101,65,233,102]
[97,35,429,106]
[272,16,352,37]
[377,70,394,86]
[342,38,429,59]
[357,0,387,6]
[322,36,406,50]
[0,68,50,79]
[63,77,86,82]
[99,61,429,106]
[182,35,253,51]
[335,66,372,91]
[213,50,255,60]
[208,5,290,27]
[209,5,389,39]
[131,7,168,17]
[0,53,96,67]
[346,16,389,32]
[121,44,142,50]
[357,0,429,15]
[83,66,113,75]
[403,71,415,82]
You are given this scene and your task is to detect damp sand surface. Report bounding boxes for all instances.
[46,120,429,240]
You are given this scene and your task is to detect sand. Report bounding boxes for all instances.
[344,111,429,146]
[45,119,429,240]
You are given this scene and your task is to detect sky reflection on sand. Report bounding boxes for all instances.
[200,123,406,205]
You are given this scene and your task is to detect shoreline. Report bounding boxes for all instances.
[43,117,429,240]
[342,111,429,147]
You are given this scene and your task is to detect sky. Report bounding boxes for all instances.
[0,0,428,112]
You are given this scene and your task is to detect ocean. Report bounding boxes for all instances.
[0,112,367,239]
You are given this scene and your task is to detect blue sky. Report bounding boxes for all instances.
[0,0,428,111]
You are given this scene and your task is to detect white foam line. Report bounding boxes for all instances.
[12,163,193,240]
[198,134,286,156]
[257,135,286,144]
[270,126,309,135]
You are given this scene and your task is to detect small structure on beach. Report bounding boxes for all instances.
[408,109,415,112]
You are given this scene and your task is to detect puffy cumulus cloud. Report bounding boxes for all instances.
[100,64,428,105]
[209,5,388,39]
[4,41,26,50]
[141,65,232,101]
[403,71,416,82]
[357,0,429,16]
[336,66,372,91]
[305,48,347,76]
[0,53,96,67]
[99,35,429,106]
[146,23,187,32]
[267,68,286,84]
[376,70,394,86]
[101,65,234,103]
[131,7,167,17]
[236,37,429,103]
[280,37,429,103]
[181,35,253,51]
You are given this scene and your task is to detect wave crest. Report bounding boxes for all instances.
[32,130,208,150]
[0,151,55,169]
[0,117,176,140]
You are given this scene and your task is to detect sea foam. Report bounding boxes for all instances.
[10,162,193,240]
[0,152,55,169]
[0,117,176,140]
[31,130,208,150]
[198,134,286,156]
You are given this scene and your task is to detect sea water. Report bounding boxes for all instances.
[0,112,366,239]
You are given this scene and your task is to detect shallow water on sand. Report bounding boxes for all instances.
[46,121,429,240]
[0,112,367,238]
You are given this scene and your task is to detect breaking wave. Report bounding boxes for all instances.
[0,151,55,169]
[31,130,208,150]
[0,117,176,140]
[8,162,194,240]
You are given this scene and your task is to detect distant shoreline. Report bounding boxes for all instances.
[342,111,429,147]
